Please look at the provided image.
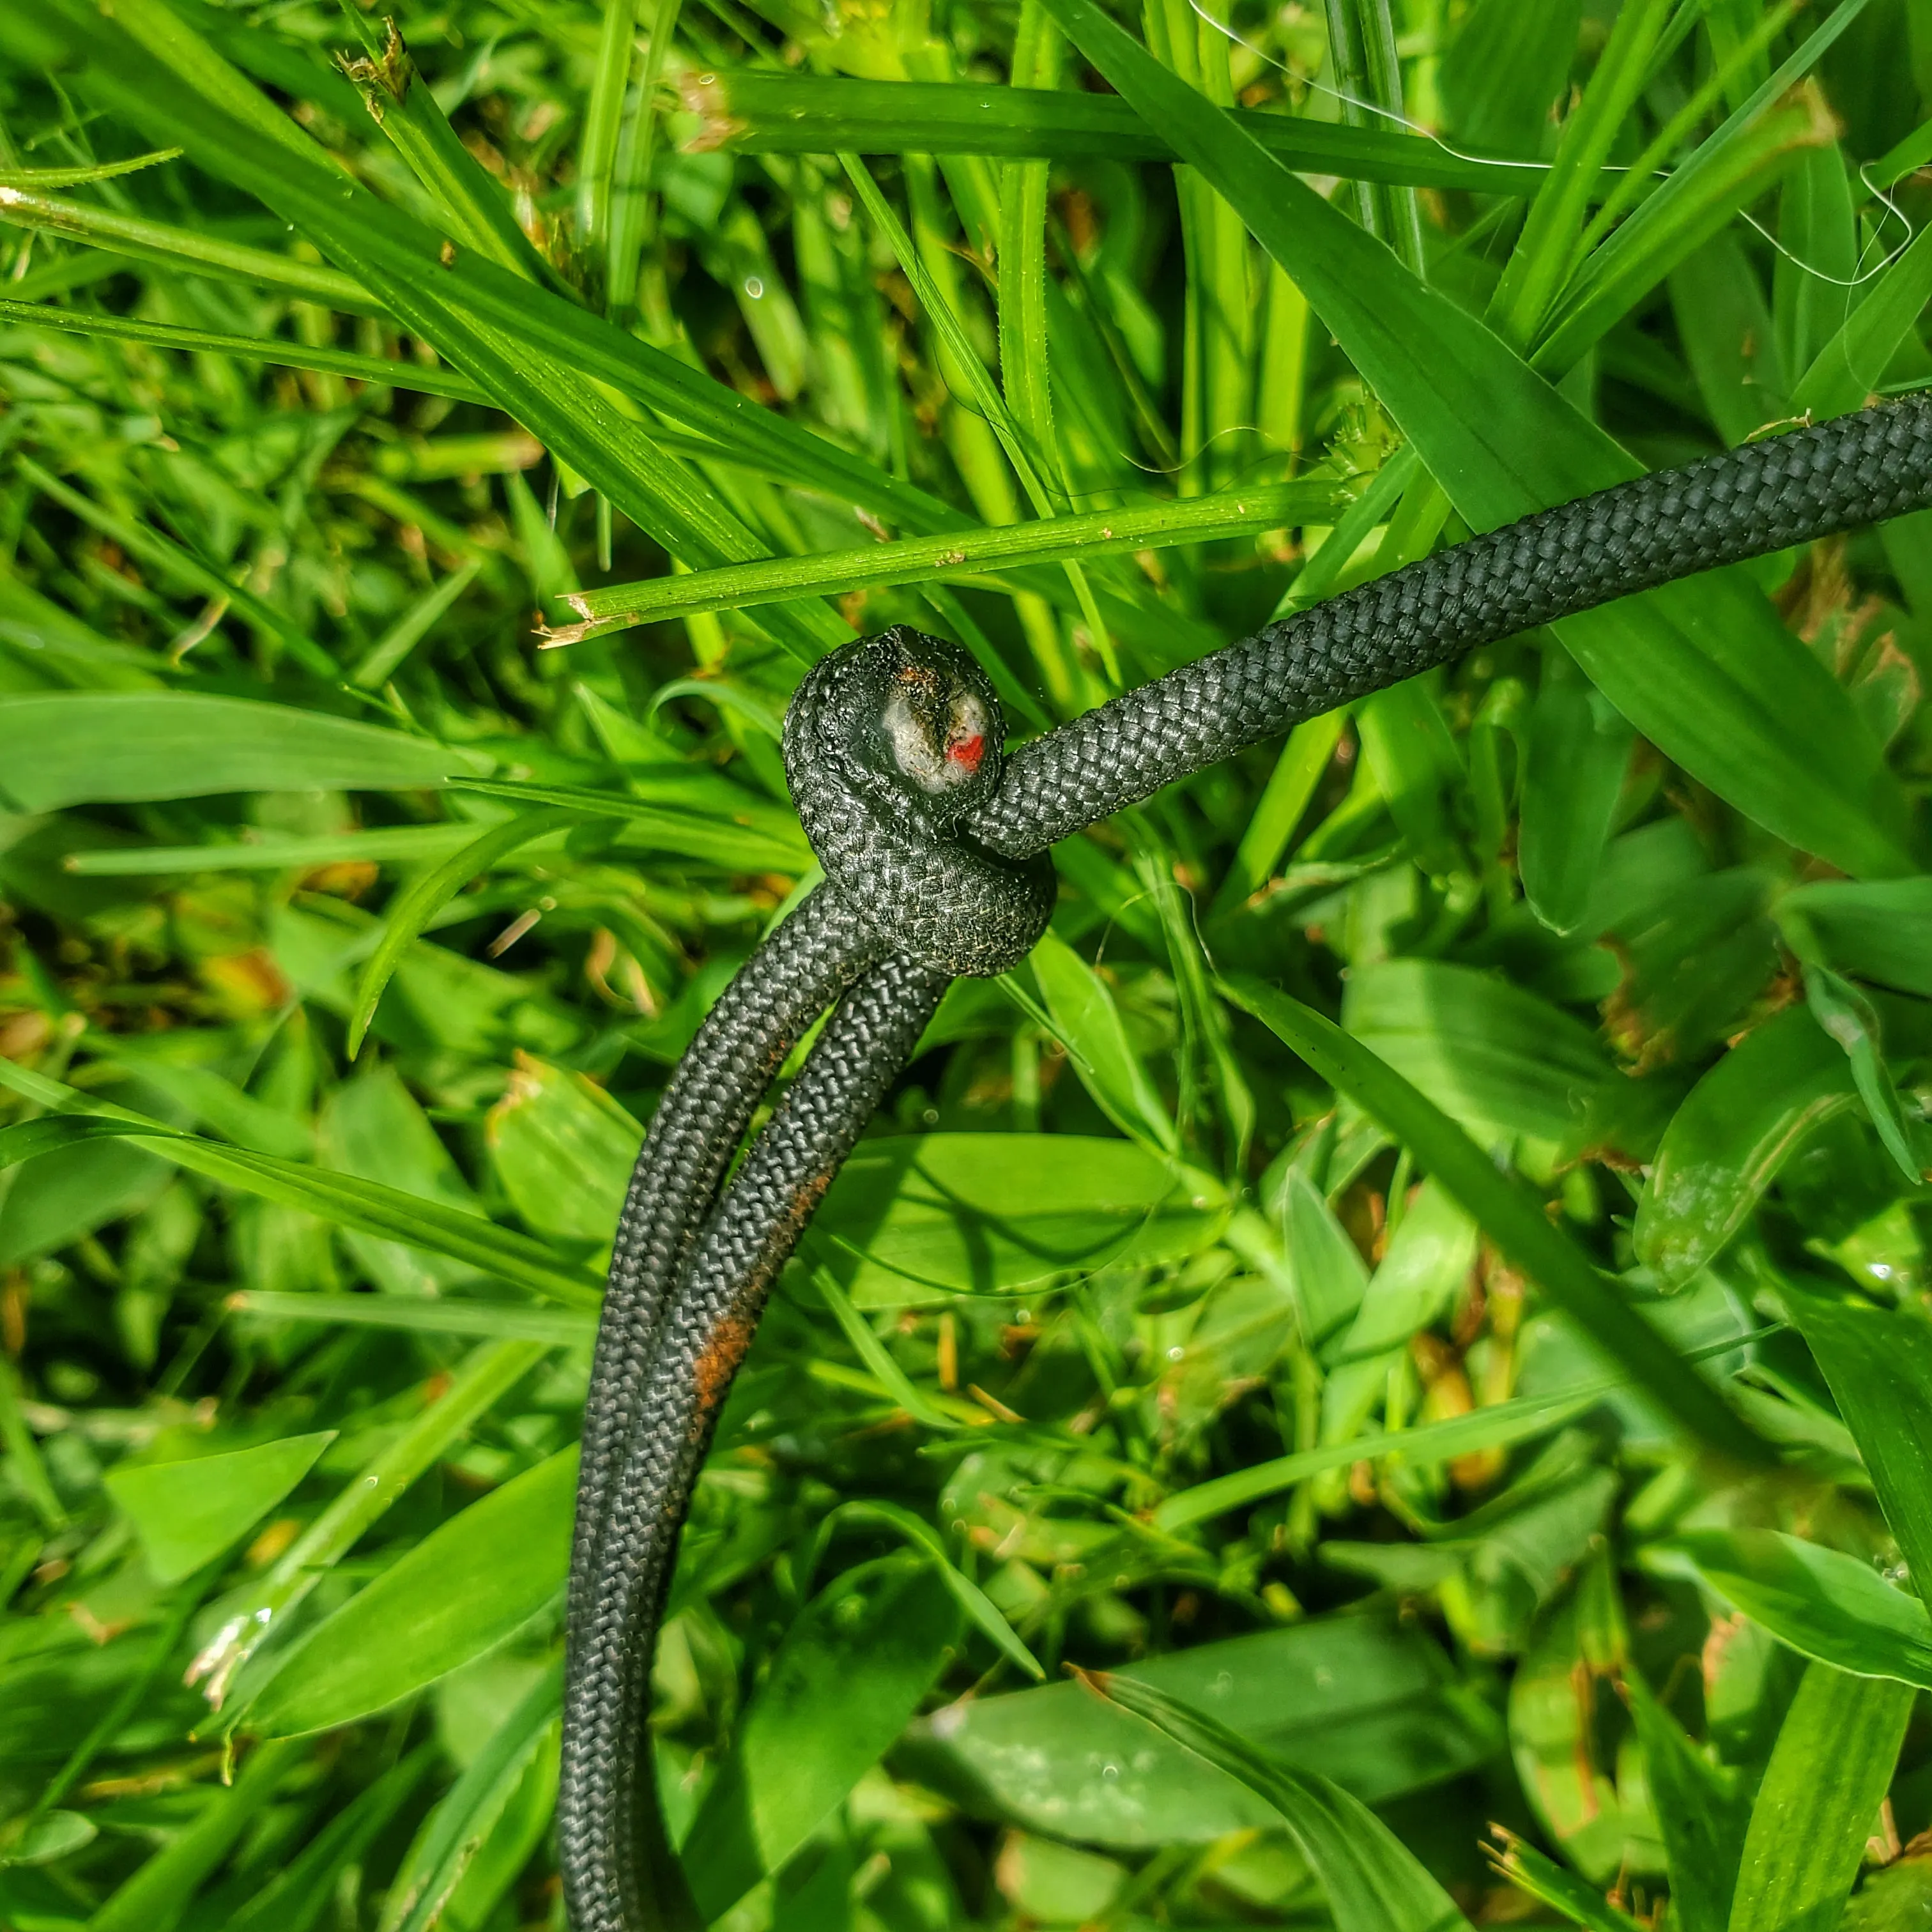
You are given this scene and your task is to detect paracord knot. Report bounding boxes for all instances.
[783,626,1057,977]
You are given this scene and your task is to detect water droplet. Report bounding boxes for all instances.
[744,275,764,300]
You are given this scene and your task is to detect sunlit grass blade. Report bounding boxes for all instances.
[1726,1659,1912,1932]
[1081,1669,1476,1932]
[232,1291,595,1346]
[348,807,582,1057]
[562,479,1346,632]
[1536,0,1871,369]
[688,71,1545,194]
[191,1340,549,1710]
[0,297,486,402]
[0,1062,602,1307]
[1221,976,1770,1464]
[0,149,181,188]
[0,183,376,310]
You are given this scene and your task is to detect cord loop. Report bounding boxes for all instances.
[783,626,1057,977]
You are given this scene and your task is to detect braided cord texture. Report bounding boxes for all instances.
[971,394,1932,857]
[560,889,880,1929]
[560,955,948,1932]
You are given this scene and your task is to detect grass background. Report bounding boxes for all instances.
[3,0,1932,1926]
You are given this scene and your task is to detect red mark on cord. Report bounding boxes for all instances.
[947,733,985,774]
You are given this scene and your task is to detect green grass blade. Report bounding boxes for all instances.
[348,806,582,1057]
[689,71,1547,194]
[0,297,486,401]
[1084,1669,1476,1932]
[1220,976,1770,1464]
[1538,0,1871,369]
[1783,1287,1932,1616]
[339,18,567,291]
[0,148,180,188]
[0,183,376,312]
[16,457,335,677]
[378,1660,562,1932]
[193,1340,549,1710]
[233,1291,595,1346]
[1664,1528,1932,1690]
[0,1064,603,1307]
[564,480,1346,630]
[1726,1659,1912,1932]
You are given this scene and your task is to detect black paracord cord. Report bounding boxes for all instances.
[560,396,1932,1932]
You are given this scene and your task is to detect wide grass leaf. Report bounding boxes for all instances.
[378,1660,562,1932]
[1726,1658,1912,1932]
[1783,1286,1932,1612]
[1340,958,1607,1144]
[243,1446,575,1735]
[1225,976,1767,1462]
[813,1133,1215,1305]
[1084,1669,1475,1931]
[1519,655,1633,937]
[1665,1529,1932,1689]
[680,1556,962,1921]
[902,1617,1498,1849]
[1035,0,1916,882]
[0,693,487,811]
[1780,877,1932,997]
[1634,1008,1860,1288]
[105,1432,335,1585]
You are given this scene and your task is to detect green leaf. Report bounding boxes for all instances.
[1156,1381,1606,1532]
[0,694,486,813]
[1726,1658,1912,1932]
[232,1291,593,1348]
[1783,1287,1932,1613]
[1664,1528,1932,1690]
[1224,976,1768,1464]
[227,1746,436,1932]
[1621,1669,1747,1932]
[1780,877,1932,997]
[1488,1832,1647,1932]
[1025,931,1177,1153]
[378,1662,562,1932]
[348,808,580,1057]
[903,1616,1498,1848]
[485,1054,641,1244]
[195,1341,548,1711]
[0,297,486,404]
[86,1741,305,1932]
[1340,958,1608,1144]
[680,1556,963,1922]
[565,479,1347,634]
[692,70,1545,192]
[1083,1669,1475,1931]
[243,1446,575,1735]
[1519,653,1633,936]
[1322,1179,1480,1441]
[813,1134,1215,1307]
[815,1498,1045,1679]
[1803,963,1924,1184]
[1634,1008,1860,1287]
[105,1432,335,1585]
[1034,0,1916,883]
[1792,217,1932,420]
[0,1096,602,1310]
